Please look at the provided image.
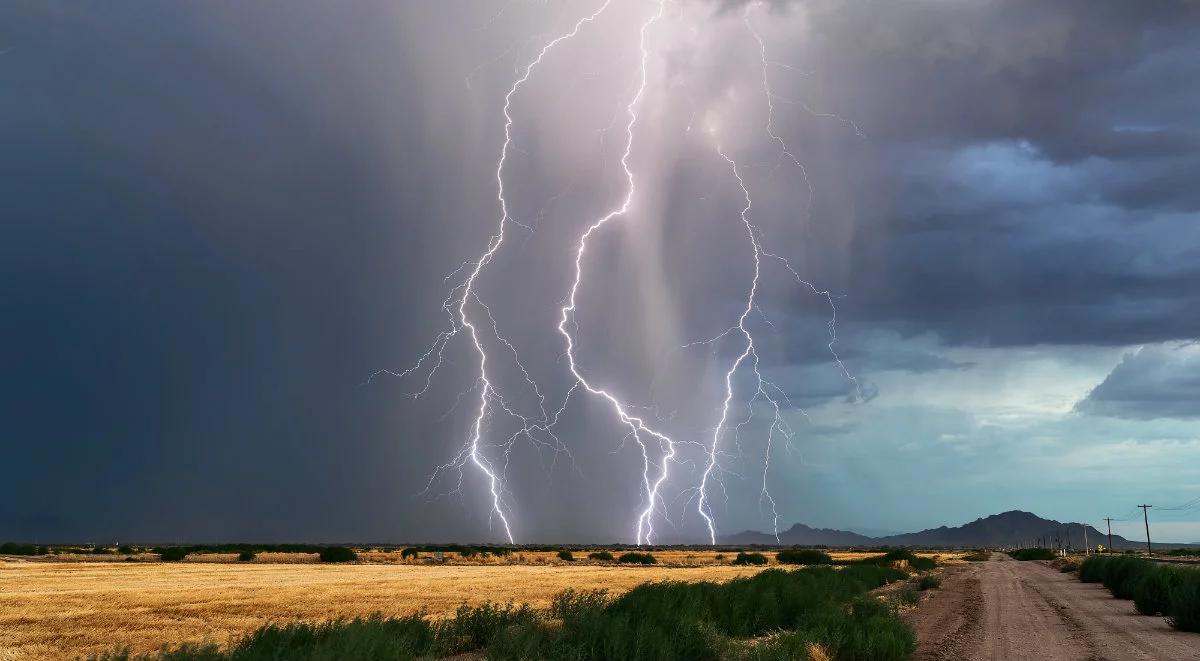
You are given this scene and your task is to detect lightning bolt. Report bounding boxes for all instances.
[557,0,674,546]
[377,0,864,547]
[693,2,863,545]
[375,1,615,544]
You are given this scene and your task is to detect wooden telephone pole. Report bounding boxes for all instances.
[1103,518,1114,553]
[1138,505,1153,556]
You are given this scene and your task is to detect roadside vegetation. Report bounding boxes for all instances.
[916,575,941,590]
[92,565,915,661]
[1078,555,1200,632]
[776,549,833,565]
[1008,548,1056,561]
[853,549,937,571]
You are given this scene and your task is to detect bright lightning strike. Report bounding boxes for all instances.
[375,1,616,544]
[376,0,865,547]
[557,0,676,546]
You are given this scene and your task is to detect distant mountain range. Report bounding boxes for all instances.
[721,510,1195,550]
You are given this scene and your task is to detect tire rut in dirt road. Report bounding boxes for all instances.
[907,564,984,661]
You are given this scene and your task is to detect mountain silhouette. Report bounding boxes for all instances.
[721,510,1187,549]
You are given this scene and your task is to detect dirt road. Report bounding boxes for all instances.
[908,553,1200,661]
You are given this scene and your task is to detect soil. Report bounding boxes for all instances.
[907,553,1200,661]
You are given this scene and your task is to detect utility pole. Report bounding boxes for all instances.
[1103,518,1114,553]
[1083,524,1089,555]
[1138,505,1153,556]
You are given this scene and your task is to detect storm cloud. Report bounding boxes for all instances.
[2,0,1197,543]
[1077,343,1200,420]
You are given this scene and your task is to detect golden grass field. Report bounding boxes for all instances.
[0,550,958,660]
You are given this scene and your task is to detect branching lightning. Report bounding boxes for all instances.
[374,0,864,546]
[557,0,677,546]
[373,1,616,544]
[692,2,863,544]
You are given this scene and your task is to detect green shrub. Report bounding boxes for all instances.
[740,598,914,661]
[1168,569,1200,632]
[434,602,539,656]
[587,551,614,562]
[1135,565,1186,616]
[557,550,574,562]
[231,613,436,660]
[1,542,42,556]
[732,551,768,566]
[400,547,419,559]
[917,575,941,590]
[1008,548,1056,561]
[238,550,257,562]
[894,586,921,606]
[1107,556,1153,599]
[853,548,936,571]
[1078,555,1109,582]
[117,545,135,555]
[318,546,357,563]
[776,549,832,565]
[157,547,189,562]
[617,552,656,565]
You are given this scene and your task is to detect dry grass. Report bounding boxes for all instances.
[0,559,762,661]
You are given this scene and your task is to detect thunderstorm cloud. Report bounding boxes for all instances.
[2,0,1198,543]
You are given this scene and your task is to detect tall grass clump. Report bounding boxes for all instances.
[617,551,656,565]
[738,598,914,661]
[318,546,357,563]
[1168,569,1200,632]
[1106,556,1153,599]
[157,547,189,562]
[732,551,767,566]
[1078,554,1109,582]
[1135,565,1188,616]
[587,550,614,562]
[1008,548,1056,561]
[855,549,936,571]
[776,549,832,565]
[0,542,43,555]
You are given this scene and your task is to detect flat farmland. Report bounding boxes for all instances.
[0,559,763,660]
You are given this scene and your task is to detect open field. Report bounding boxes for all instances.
[0,559,767,660]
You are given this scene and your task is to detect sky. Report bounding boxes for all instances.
[2,0,1198,545]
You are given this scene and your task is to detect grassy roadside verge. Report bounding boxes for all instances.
[93,565,916,661]
[1077,555,1200,631]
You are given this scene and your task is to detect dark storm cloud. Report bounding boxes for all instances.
[2,0,1197,543]
[795,1,1200,349]
[1076,343,1200,419]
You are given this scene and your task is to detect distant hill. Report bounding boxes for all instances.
[721,510,1191,550]
[724,522,872,547]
